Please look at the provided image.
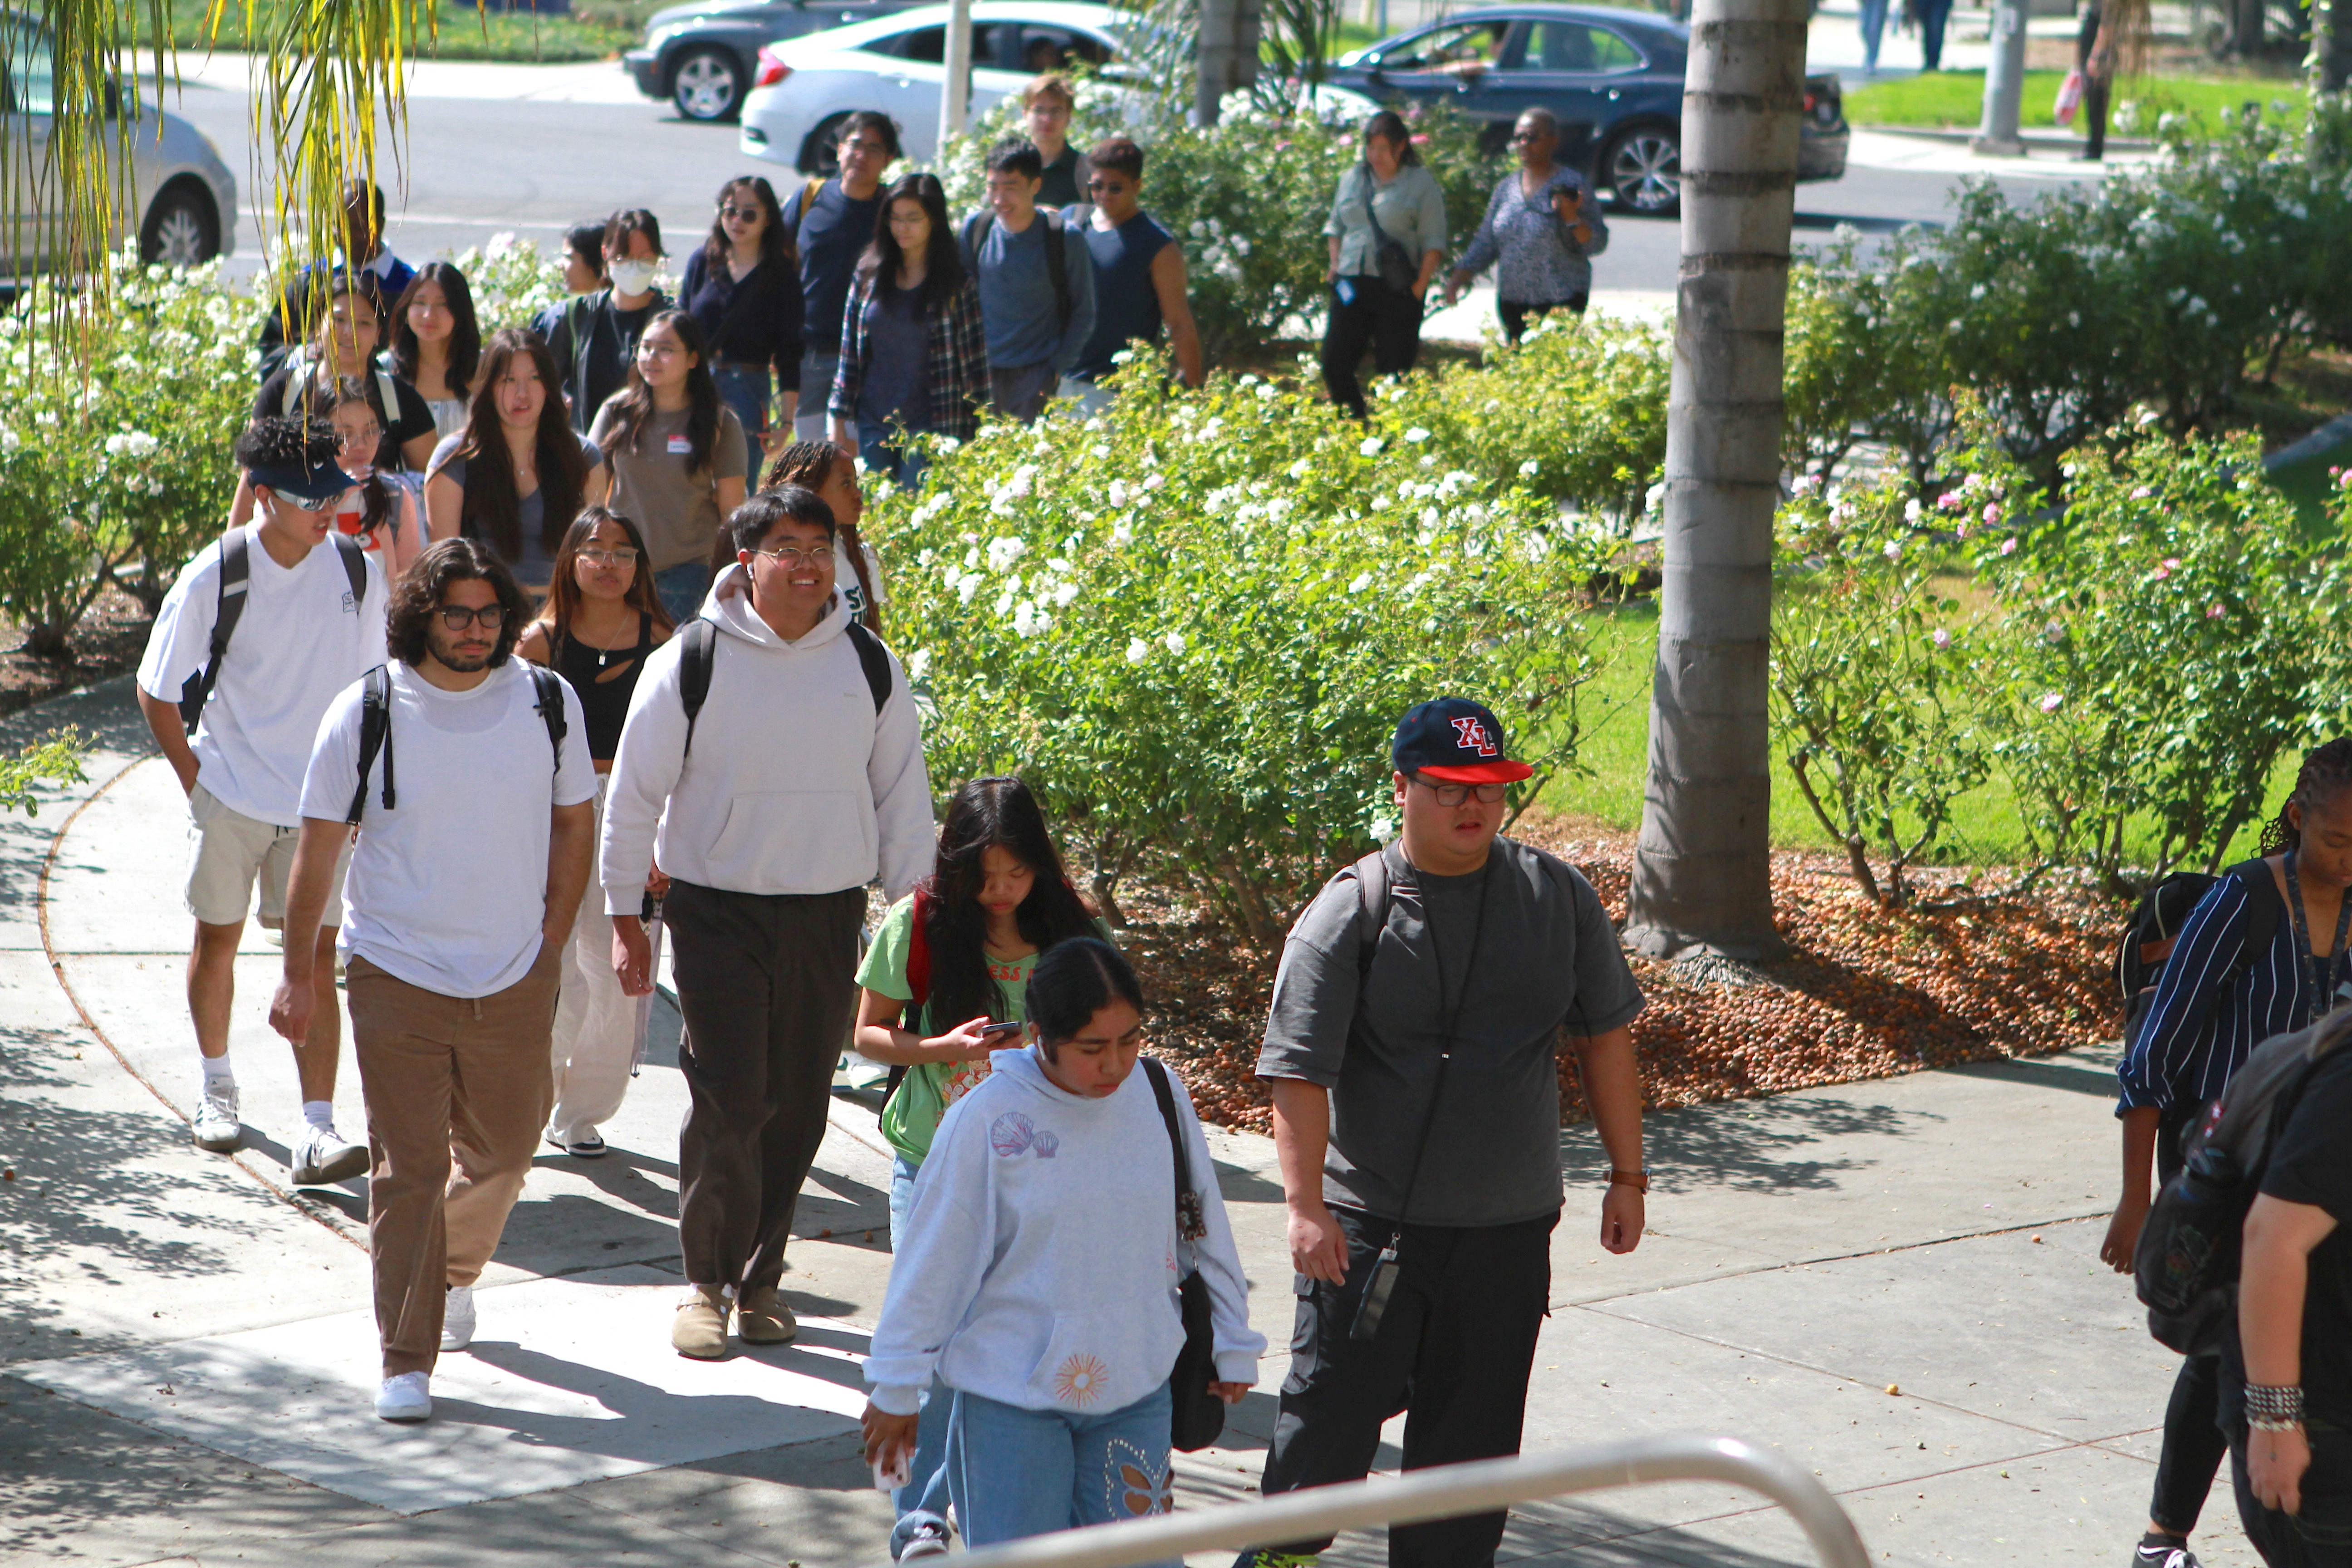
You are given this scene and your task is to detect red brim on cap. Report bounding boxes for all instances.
[1417,760,1536,784]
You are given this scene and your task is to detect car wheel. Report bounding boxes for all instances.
[1601,126,1681,217]
[801,113,851,176]
[139,180,220,266]
[670,47,746,122]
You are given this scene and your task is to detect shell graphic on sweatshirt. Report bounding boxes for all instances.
[990,1112,1037,1157]
[1054,1352,1110,1406]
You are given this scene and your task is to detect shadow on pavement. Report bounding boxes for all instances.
[1563,1093,1942,1196]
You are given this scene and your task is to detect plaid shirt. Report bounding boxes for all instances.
[828,271,990,443]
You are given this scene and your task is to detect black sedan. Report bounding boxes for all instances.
[625,0,928,122]
[1325,4,1848,217]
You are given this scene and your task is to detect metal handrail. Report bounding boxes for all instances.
[896,1433,1871,1568]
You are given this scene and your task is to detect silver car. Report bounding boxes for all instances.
[2,10,239,273]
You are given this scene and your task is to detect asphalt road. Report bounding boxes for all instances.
[160,78,2109,300]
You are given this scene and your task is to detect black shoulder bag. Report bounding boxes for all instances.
[1143,1056,1226,1451]
[1348,848,1493,1343]
[1357,171,1421,294]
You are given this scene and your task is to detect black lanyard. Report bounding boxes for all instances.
[2282,850,2352,1028]
[1389,851,1494,1224]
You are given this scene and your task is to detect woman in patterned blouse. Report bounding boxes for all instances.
[1445,108,1612,343]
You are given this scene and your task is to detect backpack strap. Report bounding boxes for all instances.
[178,530,251,733]
[785,175,827,261]
[347,664,395,825]
[678,618,718,757]
[528,664,568,774]
[881,883,936,1111]
[330,530,367,606]
[1354,842,1395,987]
[845,619,892,715]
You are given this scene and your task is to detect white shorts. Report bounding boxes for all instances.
[184,782,349,929]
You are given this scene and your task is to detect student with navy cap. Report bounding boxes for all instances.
[134,416,386,1184]
[1237,696,1650,1568]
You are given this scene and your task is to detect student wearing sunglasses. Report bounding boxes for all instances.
[1057,137,1203,418]
[680,176,806,459]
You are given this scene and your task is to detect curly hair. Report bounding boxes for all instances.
[386,539,529,669]
[2259,739,2352,855]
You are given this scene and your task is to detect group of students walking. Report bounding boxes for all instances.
[138,388,1654,1561]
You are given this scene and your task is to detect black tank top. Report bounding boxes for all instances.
[554,612,657,762]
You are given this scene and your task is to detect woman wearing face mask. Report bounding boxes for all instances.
[322,378,426,575]
[860,937,1260,1563]
[1444,107,1608,343]
[541,209,672,436]
[390,262,484,441]
[1321,109,1447,420]
[827,173,987,494]
[518,507,675,1160]
[590,310,749,625]
[425,328,610,593]
[679,176,805,458]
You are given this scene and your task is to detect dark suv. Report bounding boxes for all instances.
[1325,4,1847,216]
[625,0,926,122]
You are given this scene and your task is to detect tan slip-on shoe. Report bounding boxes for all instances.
[736,1285,797,1344]
[672,1285,731,1359]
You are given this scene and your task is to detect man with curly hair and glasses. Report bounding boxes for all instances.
[269,538,597,1426]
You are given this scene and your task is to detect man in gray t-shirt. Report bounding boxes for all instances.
[1237,697,1648,1568]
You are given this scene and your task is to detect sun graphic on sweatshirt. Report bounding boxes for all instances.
[1054,1353,1110,1407]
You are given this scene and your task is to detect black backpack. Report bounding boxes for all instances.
[2117,860,2283,1047]
[675,616,892,756]
[345,663,569,825]
[2135,1004,2352,1353]
[177,529,368,733]
[962,208,1072,330]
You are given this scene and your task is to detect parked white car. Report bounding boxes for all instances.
[2,10,239,273]
[737,0,1137,172]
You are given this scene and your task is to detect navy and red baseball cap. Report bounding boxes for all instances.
[1391,697,1534,784]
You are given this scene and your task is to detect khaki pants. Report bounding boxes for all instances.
[348,946,559,1377]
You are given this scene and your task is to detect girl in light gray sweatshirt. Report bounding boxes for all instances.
[861,939,1262,1559]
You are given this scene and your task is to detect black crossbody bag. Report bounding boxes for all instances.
[1357,172,1421,294]
[1143,1056,1226,1451]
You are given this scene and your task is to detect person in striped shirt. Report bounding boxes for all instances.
[2103,738,2352,1568]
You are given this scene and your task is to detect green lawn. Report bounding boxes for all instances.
[1542,599,2295,875]
[1843,68,2309,134]
[134,0,661,63]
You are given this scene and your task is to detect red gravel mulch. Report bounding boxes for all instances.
[1121,821,2121,1133]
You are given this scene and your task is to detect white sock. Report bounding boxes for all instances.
[200,1056,235,1091]
[302,1100,336,1133]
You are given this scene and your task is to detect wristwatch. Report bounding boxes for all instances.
[1608,1167,1650,1193]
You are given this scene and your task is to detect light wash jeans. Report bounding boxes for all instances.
[1857,0,1889,69]
[887,1152,955,1557]
[946,1382,1176,1564]
[795,352,839,444]
[654,562,710,627]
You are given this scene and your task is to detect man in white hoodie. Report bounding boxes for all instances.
[605,484,933,1359]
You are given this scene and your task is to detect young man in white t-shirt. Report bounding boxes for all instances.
[134,417,386,1184]
[270,539,596,1423]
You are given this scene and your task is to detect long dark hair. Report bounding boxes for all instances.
[920,777,1098,1032]
[598,309,724,475]
[535,506,675,656]
[387,539,530,668]
[1362,108,1420,167]
[325,376,393,539]
[702,176,789,274]
[857,172,963,313]
[2260,739,2352,856]
[389,261,481,396]
[1028,938,1144,1056]
[446,328,589,563]
[759,438,878,627]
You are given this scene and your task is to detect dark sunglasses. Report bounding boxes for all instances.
[720,204,761,220]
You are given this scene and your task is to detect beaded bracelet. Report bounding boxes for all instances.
[2247,1383,2305,1431]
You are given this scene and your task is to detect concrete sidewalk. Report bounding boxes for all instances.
[2,678,2256,1567]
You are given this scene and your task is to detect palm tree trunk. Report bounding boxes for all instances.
[1621,0,1806,962]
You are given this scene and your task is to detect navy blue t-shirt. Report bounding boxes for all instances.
[794,179,885,362]
[1065,207,1173,385]
[856,284,931,432]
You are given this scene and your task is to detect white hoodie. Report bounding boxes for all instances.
[601,568,933,913]
[865,1046,1264,1418]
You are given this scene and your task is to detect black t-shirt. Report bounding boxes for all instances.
[794,178,885,361]
[254,363,437,466]
[2261,1047,2352,1417]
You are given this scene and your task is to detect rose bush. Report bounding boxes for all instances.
[862,353,1623,941]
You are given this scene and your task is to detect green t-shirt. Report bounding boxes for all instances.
[856,895,1113,1162]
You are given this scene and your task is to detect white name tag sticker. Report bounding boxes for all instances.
[667,434,692,455]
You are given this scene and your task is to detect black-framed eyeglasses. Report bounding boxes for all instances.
[1411,775,1509,807]
[750,544,833,569]
[435,604,508,631]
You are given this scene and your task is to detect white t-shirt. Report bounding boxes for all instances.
[135,529,388,827]
[299,660,597,998]
[835,537,887,622]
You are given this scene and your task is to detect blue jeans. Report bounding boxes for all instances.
[886,1153,955,1555]
[1916,0,1952,69]
[713,363,772,446]
[858,417,931,494]
[1857,0,1888,68]
[946,1382,1176,1564]
[655,561,710,626]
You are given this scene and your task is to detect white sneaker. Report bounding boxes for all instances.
[441,1285,475,1352]
[290,1126,369,1185]
[375,1372,431,1422]
[191,1083,242,1153]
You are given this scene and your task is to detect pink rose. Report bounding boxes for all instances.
[2000,538,2017,556]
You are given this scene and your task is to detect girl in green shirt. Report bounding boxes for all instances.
[853,774,1108,1558]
